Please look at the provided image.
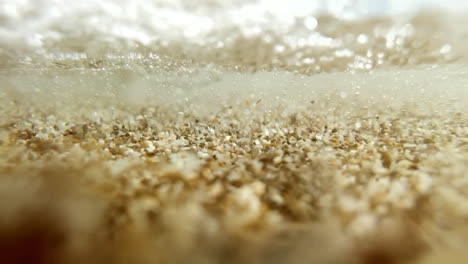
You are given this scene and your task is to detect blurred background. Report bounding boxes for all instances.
[1,0,467,53]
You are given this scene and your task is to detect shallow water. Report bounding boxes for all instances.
[1,1,468,264]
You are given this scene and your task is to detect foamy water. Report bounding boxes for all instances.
[1,0,467,73]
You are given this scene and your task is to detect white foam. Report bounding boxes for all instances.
[1,0,465,54]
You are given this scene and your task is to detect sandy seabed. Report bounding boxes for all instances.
[1,63,468,264]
